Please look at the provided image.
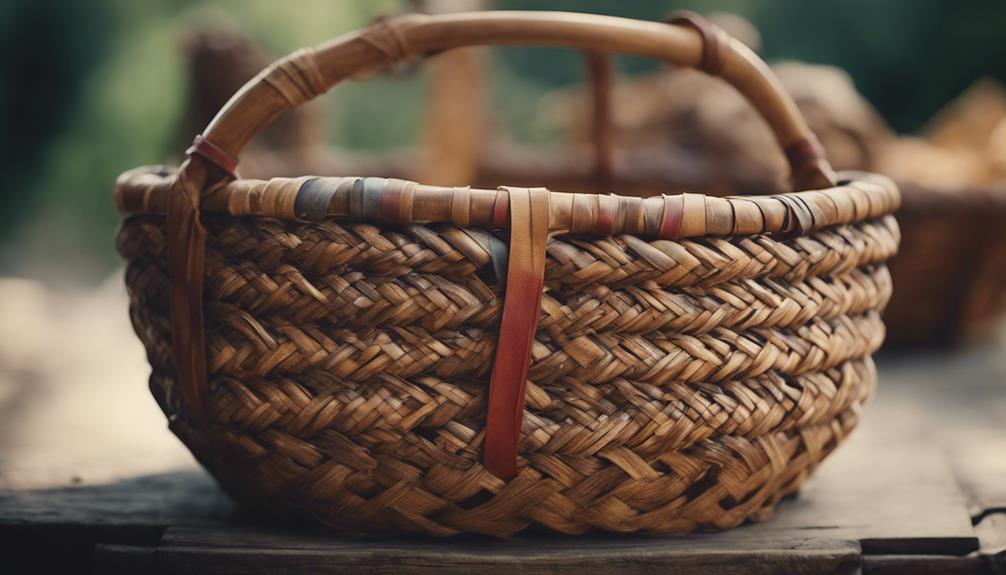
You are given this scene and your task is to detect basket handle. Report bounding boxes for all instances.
[193,10,835,190]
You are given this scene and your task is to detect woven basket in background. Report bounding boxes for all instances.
[531,53,1006,349]
[884,183,1006,346]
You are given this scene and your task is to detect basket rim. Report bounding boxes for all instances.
[115,166,898,240]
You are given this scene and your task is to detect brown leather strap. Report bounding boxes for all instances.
[665,11,726,75]
[451,186,472,228]
[484,186,550,480]
[167,136,240,424]
[165,159,213,423]
[379,178,417,225]
[784,136,828,180]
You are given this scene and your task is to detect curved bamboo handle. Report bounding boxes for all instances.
[198,11,835,191]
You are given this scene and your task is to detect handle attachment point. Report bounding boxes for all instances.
[187,135,238,178]
[665,11,726,75]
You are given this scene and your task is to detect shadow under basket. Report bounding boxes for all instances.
[115,11,900,536]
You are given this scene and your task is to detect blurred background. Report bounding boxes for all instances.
[5,0,1006,282]
[2,0,1006,491]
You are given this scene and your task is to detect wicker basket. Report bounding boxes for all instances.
[883,182,1006,347]
[115,11,900,536]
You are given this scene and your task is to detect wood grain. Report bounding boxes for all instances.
[98,530,861,575]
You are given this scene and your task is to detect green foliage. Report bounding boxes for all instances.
[0,0,403,279]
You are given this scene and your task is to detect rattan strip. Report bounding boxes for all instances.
[115,168,899,238]
[162,381,867,536]
[157,357,871,459]
[124,250,891,336]
[129,290,881,387]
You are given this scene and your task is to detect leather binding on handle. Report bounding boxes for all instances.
[165,158,209,423]
[665,11,835,190]
[164,11,841,478]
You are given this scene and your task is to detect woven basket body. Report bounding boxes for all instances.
[115,11,900,536]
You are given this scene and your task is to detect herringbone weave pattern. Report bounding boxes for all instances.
[119,213,897,536]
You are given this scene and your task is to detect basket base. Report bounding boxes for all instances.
[165,394,865,537]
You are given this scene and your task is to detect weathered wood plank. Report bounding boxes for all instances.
[760,428,978,556]
[0,470,236,528]
[861,554,989,575]
[92,544,159,573]
[0,472,232,575]
[101,529,862,575]
[974,512,1006,572]
[879,349,1006,517]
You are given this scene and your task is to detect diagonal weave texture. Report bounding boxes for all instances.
[119,213,896,536]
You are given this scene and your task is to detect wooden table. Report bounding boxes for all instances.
[2,320,1005,573]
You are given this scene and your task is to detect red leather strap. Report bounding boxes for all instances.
[484,186,550,480]
[491,190,510,229]
[595,193,615,236]
[658,194,684,240]
[186,135,238,177]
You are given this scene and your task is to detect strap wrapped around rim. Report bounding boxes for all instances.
[167,136,238,424]
[664,11,726,75]
[483,186,550,479]
[187,135,239,177]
